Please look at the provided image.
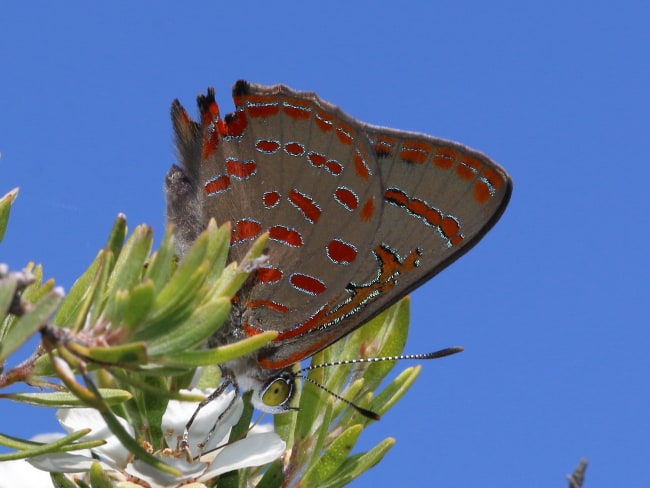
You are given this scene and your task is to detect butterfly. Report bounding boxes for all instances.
[165,80,512,417]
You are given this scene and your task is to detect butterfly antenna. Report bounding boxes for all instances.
[297,346,464,420]
[300,346,464,372]
[298,374,381,420]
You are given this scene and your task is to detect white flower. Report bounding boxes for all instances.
[25,389,286,487]
[0,458,55,487]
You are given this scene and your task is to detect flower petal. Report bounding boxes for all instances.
[200,432,286,479]
[0,459,56,486]
[56,408,133,468]
[28,451,99,473]
[127,457,208,488]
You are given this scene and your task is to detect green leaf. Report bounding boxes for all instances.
[146,297,231,356]
[1,389,132,407]
[89,461,114,488]
[144,225,177,292]
[154,227,208,304]
[20,264,55,305]
[0,273,18,323]
[208,233,268,300]
[0,188,18,243]
[69,341,148,366]
[159,331,277,367]
[301,424,363,486]
[0,289,63,361]
[102,225,153,323]
[322,438,395,488]
[105,214,127,262]
[198,219,231,291]
[123,279,156,330]
[135,374,170,447]
[50,472,78,488]
[0,428,98,460]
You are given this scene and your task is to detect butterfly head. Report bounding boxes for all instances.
[219,356,298,415]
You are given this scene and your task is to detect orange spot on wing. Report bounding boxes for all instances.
[226,159,257,179]
[354,151,370,179]
[247,299,290,313]
[259,335,333,369]
[336,123,354,145]
[232,219,262,243]
[399,149,428,164]
[384,188,408,206]
[269,225,303,247]
[256,139,280,153]
[423,207,442,227]
[308,152,326,167]
[327,239,357,264]
[275,306,329,342]
[474,180,492,204]
[482,167,505,190]
[224,111,248,136]
[440,217,460,239]
[290,273,327,296]
[284,142,305,156]
[263,191,281,207]
[315,110,334,132]
[201,100,220,126]
[283,98,312,120]
[326,160,343,175]
[246,94,276,104]
[360,197,375,221]
[205,175,230,194]
[461,155,482,171]
[249,104,279,118]
[432,147,456,169]
[334,187,358,210]
[406,199,429,217]
[456,163,476,180]
[242,323,264,337]
[202,132,219,159]
[288,189,321,224]
[256,267,283,284]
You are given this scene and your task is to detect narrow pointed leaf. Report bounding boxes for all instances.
[159,331,277,367]
[146,297,231,356]
[123,279,156,329]
[1,389,131,407]
[105,214,127,262]
[301,424,363,486]
[322,438,395,488]
[0,188,18,243]
[0,290,63,361]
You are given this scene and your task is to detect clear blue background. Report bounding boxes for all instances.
[2,2,648,487]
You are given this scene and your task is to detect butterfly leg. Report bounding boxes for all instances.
[180,378,240,459]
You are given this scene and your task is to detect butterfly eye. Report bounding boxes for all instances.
[261,376,293,407]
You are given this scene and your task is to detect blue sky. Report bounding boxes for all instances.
[2,1,649,486]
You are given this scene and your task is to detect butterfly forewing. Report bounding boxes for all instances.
[170,81,512,370]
